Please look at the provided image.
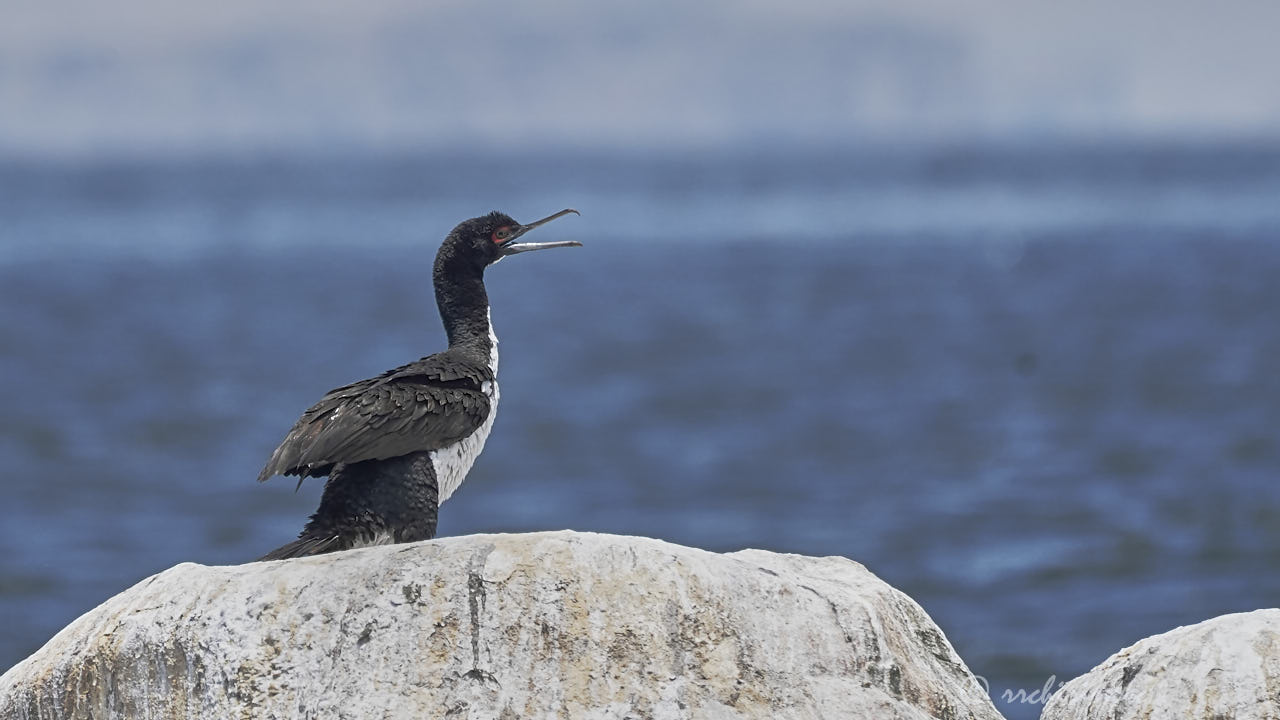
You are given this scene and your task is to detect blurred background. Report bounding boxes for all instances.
[3,1,1280,716]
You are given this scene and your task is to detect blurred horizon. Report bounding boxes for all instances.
[5,4,1280,718]
[3,0,1279,157]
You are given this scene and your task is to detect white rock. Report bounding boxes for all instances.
[1042,609,1280,720]
[0,531,1000,720]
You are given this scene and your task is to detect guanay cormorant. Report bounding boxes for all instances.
[257,209,580,560]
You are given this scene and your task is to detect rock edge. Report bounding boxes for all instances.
[1042,608,1280,720]
[0,530,1001,720]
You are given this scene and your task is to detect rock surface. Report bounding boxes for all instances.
[1042,609,1280,720]
[0,530,999,720]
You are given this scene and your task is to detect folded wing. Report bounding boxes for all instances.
[257,352,493,483]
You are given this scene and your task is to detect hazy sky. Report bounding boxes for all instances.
[2,0,1277,155]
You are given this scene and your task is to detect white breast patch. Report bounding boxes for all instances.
[430,311,499,505]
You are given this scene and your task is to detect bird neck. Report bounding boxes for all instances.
[433,261,496,364]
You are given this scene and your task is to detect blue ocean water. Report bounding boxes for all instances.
[2,144,1280,718]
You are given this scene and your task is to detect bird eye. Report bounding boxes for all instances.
[492,227,512,243]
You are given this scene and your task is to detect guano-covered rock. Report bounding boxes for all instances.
[0,531,1000,720]
[1042,609,1280,720]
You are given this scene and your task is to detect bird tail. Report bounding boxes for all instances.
[257,534,343,561]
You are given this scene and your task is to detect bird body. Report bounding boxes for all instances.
[430,314,499,506]
[258,209,579,560]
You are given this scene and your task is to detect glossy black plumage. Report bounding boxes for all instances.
[259,451,441,560]
[257,209,579,561]
[255,351,493,485]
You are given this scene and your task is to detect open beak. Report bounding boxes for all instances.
[499,208,582,255]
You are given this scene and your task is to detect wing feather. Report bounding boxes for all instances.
[257,351,494,483]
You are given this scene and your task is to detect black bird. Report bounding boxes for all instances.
[257,209,580,560]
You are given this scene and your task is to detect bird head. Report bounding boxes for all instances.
[444,209,581,270]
